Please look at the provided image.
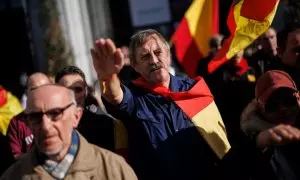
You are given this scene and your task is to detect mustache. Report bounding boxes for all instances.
[149,63,163,73]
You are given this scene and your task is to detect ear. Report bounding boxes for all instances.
[72,107,83,128]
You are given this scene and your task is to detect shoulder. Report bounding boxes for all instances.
[92,145,128,166]
[91,145,137,179]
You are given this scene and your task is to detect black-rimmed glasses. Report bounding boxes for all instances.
[25,103,74,124]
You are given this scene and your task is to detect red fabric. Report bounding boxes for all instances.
[212,0,220,34]
[0,87,7,107]
[235,58,249,76]
[6,112,33,157]
[241,0,278,21]
[208,4,236,74]
[172,18,203,77]
[133,77,214,118]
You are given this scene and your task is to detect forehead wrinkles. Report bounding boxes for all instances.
[140,36,164,53]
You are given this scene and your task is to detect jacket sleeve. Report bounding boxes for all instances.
[6,118,23,158]
[240,99,273,135]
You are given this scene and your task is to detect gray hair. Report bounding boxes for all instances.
[129,29,169,64]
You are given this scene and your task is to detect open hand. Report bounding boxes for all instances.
[91,39,124,79]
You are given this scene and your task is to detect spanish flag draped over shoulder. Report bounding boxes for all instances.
[133,77,231,159]
[172,0,219,77]
[0,86,23,136]
[208,0,280,74]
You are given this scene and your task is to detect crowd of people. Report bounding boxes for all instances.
[0,24,300,180]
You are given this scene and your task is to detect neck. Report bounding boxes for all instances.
[151,75,170,89]
[45,144,69,162]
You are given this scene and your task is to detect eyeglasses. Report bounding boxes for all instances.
[25,103,74,124]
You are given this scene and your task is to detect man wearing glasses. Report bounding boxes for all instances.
[0,84,137,180]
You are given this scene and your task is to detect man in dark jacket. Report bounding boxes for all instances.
[55,66,115,151]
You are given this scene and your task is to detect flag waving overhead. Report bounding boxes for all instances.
[208,0,279,74]
[0,86,23,136]
[172,0,219,77]
[134,77,231,159]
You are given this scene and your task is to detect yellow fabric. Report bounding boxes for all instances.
[225,0,279,59]
[114,119,128,150]
[185,0,212,57]
[191,101,231,159]
[0,92,23,135]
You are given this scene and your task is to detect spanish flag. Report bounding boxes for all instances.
[208,0,279,73]
[172,0,219,77]
[134,77,231,159]
[0,86,23,136]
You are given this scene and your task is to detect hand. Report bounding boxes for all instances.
[257,124,300,148]
[91,39,124,79]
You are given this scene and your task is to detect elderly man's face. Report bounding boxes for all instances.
[133,34,171,85]
[26,86,81,157]
[58,74,88,106]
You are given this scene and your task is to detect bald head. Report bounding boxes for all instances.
[27,84,76,110]
[27,72,52,91]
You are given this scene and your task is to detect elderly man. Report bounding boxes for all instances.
[7,72,52,158]
[91,29,279,180]
[0,84,137,180]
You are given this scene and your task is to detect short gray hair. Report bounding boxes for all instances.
[129,29,169,64]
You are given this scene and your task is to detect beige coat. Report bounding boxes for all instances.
[0,132,137,180]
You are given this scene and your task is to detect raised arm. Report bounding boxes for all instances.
[91,39,124,105]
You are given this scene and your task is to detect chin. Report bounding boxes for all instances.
[150,70,169,84]
[43,144,64,156]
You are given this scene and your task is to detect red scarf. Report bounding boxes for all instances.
[133,77,214,118]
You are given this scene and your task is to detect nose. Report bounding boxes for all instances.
[149,52,159,64]
[40,114,52,131]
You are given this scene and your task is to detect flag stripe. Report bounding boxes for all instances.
[0,88,7,107]
[191,102,231,159]
[188,0,213,57]
[172,0,219,77]
[212,0,219,34]
[173,78,213,118]
[241,0,278,21]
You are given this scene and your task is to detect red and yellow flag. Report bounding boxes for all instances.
[172,0,219,77]
[208,0,279,73]
[134,77,231,159]
[0,86,23,136]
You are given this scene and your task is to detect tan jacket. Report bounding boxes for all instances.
[0,132,137,180]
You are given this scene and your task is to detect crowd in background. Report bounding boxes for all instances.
[0,24,300,180]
